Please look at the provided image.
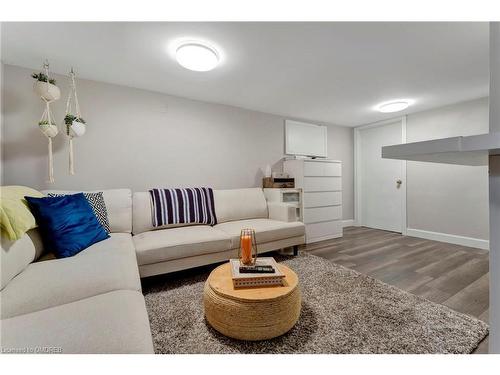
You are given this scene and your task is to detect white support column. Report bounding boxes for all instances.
[489,22,500,353]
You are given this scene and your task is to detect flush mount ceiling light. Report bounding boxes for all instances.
[376,99,415,113]
[175,42,219,72]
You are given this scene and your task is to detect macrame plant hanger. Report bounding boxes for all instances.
[37,60,59,183]
[65,67,86,175]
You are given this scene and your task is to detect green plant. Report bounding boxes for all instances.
[32,72,56,85]
[64,114,86,125]
[64,114,75,125]
[38,120,55,126]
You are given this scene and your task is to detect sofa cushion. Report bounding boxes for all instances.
[48,192,110,233]
[133,192,154,234]
[25,194,110,258]
[0,234,140,319]
[43,189,132,233]
[149,187,217,228]
[213,188,268,224]
[134,226,232,266]
[27,229,45,261]
[0,290,154,354]
[1,232,36,290]
[133,192,197,234]
[215,218,305,246]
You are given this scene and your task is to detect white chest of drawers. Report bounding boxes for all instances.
[284,159,343,243]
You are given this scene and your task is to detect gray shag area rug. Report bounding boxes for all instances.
[142,253,488,354]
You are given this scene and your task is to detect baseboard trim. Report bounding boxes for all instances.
[406,228,489,250]
[306,233,343,244]
[342,219,356,228]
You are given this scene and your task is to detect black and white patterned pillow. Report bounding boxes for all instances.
[48,192,110,233]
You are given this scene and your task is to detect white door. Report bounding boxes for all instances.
[358,121,405,233]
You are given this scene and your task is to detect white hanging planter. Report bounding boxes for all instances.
[68,120,86,137]
[34,62,59,184]
[39,122,59,138]
[64,68,87,176]
[33,80,61,101]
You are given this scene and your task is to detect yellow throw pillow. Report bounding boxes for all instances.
[0,186,44,240]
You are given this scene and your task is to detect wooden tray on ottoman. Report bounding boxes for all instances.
[203,262,301,341]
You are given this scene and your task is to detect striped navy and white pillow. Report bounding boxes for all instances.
[48,192,110,233]
[149,187,217,227]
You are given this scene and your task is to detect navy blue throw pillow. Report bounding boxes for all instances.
[25,193,110,258]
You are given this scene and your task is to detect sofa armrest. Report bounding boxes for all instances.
[267,203,297,222]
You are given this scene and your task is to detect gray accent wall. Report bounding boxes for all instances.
[406,97,490,240]
[1,64,354,220]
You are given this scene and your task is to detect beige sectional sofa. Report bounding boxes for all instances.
[0,189,154,354]
[133,188,305,277]
[1,187,305,353]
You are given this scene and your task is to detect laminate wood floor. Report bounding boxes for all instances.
[301,226,490,353]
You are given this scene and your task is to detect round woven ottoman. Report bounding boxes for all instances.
[203,262,301,341]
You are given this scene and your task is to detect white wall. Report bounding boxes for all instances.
[406,97,489,241]
[1,64,354,219]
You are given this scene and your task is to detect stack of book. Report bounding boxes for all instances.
[230,257,285,288]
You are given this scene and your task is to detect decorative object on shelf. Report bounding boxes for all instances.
[64,67,86,175]
[239,228,257,266]
[33,60,60,183]
[264,164,272,178]
[262,176,294,188]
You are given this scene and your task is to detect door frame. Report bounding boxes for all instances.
[354,116,407,235]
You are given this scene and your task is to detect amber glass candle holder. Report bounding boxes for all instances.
[239,228,257,266]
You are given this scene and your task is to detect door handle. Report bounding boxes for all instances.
[396,179,402,188]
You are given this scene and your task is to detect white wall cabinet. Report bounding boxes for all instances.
[284,159,343,243]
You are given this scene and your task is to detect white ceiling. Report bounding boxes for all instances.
[1,22,489,127]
